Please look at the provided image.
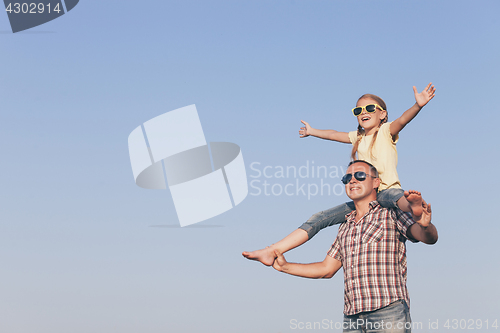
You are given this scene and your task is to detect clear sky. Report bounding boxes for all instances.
[1,1,499,332]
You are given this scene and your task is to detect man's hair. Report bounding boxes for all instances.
[348,160,379,178]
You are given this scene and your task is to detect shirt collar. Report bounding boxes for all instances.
[345,200,381,223]
[368,200,380,210]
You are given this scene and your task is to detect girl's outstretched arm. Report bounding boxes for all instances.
[389,82,436,137]
[300,120,350,143]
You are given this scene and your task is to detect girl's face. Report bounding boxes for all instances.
[355,97,387,131]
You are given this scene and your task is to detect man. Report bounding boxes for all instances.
[272,160,438,333]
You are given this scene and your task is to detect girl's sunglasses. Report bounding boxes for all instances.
[352,104,384,117]
[341,171,376,184]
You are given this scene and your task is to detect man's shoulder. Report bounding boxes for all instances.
[369,200,403,212]
[367,201,392,215]
[372,202,417,241]
[369,201,414,222]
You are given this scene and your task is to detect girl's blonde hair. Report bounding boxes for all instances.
[350,94,388,161]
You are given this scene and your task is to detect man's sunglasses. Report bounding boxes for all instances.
[341,171,376,184]
[352,104,385,117]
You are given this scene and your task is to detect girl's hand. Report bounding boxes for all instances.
[299,120,311,138]
[413,82,436,108]
[272,250,288,272]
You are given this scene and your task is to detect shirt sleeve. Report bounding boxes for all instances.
[348,131,358,145]
[327,237,342,261]
[391,208,418,243]
[380,121,398,144]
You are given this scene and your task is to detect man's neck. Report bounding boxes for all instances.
[353,195,377,222]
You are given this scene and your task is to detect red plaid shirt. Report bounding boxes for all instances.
[327,201,417,315]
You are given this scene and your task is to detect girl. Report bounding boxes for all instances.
[243,83,436,266]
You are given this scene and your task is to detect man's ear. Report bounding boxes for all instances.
[374,177,381,190]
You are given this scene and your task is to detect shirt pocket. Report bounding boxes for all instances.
[361,220,384,243]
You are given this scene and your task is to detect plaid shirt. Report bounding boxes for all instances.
[327,201,417,315]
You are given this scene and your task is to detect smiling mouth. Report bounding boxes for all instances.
[361,116,370,121]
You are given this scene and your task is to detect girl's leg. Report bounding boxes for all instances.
[298,202,355,239]
[377,188,423,217]
[401,190,423,217]
[242,202,355,266]
[377,188,405,209]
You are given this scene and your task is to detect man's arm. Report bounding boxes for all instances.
[272,250,342,279]
[242,229,309,266]
[406,201,438,244]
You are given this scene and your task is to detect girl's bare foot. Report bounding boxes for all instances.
[242,247,277,266]
[404,190,423,219]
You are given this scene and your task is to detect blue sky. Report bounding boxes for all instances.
[1,1,499,332]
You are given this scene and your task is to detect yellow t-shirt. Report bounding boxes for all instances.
[348,122,401,191]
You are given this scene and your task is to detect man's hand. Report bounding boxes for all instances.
[299,120,312,138]
[272,250,288,272]
[413,82,436,108]
[407,199,438,244]
[415,200,432,228]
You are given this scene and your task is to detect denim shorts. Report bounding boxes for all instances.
[299,188,405,239]
[376,188,405,209]
[342,300,412,333]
